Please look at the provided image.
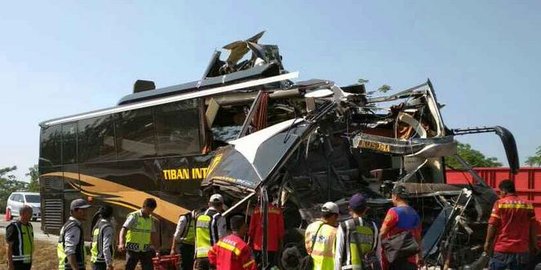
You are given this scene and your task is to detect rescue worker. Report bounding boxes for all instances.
[171,208,200,270]
[335,193,380,270]
[5,205,34,270]
[208,215,257,270]
[483,179,537,270]
[380,185,422,270]
[90,205,115,270]
[194,193,227,270]
[118,198,159,270]
[305,201,339,270]
[248,200,285,268]
[58,199,92,270]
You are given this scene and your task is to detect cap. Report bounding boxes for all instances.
[321,202,339,214]
[392,184,409,197]
[209,194,224,203]
[70,199,91,211]
[349,193,367,211]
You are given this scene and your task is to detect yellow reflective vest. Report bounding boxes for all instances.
[179,210,196,245]
[125,210,153,252]
[336,217,378,270]
[305,221,337,270]
[8,221,34,264]
[58,219,85,270]
[195,208,221,258]
[91,219,114,263]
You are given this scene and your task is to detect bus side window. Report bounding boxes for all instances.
[62,123,77,165]
[154,99,201,156]
[115,107,157,159]
[78,115,116,162]
[40,125,62,166]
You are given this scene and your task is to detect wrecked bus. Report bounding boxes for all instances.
[38,32,518,269]
[197,33,520,268]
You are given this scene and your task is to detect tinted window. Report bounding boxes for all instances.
[116,108,156,159]
[25,195,40,203]
[78,116,116,162]
[40,125,62,166]
[155,100,201,155]
[62,123,77,164]
[13,194,23,202]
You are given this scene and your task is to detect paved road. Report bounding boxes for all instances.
[0,219,58,243]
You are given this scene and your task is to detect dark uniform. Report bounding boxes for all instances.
[57,217,86,270]
[6,221,34,270]
[90,218,114,270]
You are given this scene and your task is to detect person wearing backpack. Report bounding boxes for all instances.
[379,185,422,270]
[334,193,380,270]
[304,202,339,270]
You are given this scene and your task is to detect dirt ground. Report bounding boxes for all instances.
[0,234,148,270]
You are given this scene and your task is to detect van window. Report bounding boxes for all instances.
[25,195,40,203]
[12,194,23,202]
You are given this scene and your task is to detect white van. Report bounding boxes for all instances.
[6,192,41,221]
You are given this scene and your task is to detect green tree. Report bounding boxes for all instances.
[26,164,40,192]
[446,143,502,169]
[378,84,392,93]
[0,166,28,211]
[525,146,541,167]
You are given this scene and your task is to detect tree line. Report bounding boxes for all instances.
[0,165,39,211]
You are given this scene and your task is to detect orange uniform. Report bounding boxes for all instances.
[488,194,536,253]
[248,204,285,252]
[208,234,256,270]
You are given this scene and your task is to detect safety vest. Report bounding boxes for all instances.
[195,208,221,258]
[125,210,153,252]
[179,210,196,245]
[58,219,85,270]
[8,221,34,263]
[339,218,378,270]
[91,219,114,263]
[308,221,336,270]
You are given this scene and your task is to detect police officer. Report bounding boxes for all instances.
[58,199,92,270]
[335,193,380,270]
[171,208,200,270]
[208,215,256,270]
[194,194,227,270]
[118,198,158,270]
[5,205,34,270]
[90,205,115,270]
[305,202,340,270]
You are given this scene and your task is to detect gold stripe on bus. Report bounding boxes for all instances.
[42,172,189,224]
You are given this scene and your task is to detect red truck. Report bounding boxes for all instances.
[447,167,541,217]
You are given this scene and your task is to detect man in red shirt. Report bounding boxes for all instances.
[484,179,537,270]
[248,203,284,268]
[208,215,256,270]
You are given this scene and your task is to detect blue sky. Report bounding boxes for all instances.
[1,1,540,181]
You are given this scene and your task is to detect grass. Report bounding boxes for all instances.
[1,235,146,270]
